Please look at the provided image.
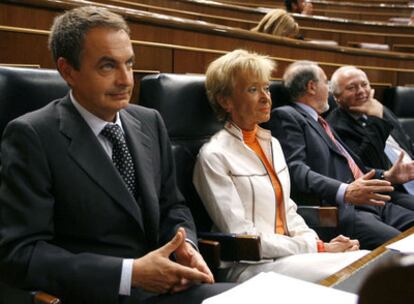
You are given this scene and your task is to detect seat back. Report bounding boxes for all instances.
[0,66,69,138]
[0,66,67,303]
[139,73,222,231]
[383,86,414,140]
[139,73,289,232]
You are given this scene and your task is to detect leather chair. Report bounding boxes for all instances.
[383,86,414,141]
[0,66,68,304]
[0,66,68,138]
[139,73,338,268]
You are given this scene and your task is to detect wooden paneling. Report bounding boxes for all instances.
[295,13,413,35]
[1,1,413,72]
[98,0,414,48]
[133,0,414,35]
[2,25,413,87]
[311,0,414,15]
[218,0,412,21]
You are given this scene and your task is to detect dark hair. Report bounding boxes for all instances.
[283,61,320,101]
[49,6,130,70]
[284,0,298,12]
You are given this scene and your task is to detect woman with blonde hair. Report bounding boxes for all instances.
[251,9,299,38]
[193,49,368,283]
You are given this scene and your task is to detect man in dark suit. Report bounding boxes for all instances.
[327,66,414,208]
[268,60,414,250]
[0,6,232,304]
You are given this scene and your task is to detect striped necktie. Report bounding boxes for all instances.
[318,116,363,180]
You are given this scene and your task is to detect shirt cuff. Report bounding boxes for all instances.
[119,258,134,296]
[336,183,349,205]
[185,238,199,251]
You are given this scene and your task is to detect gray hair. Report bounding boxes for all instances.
[49,6,130,69]
[330,66,367,96]
[283,60,320,101]
[205,49,276,121]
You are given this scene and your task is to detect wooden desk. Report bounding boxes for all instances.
[319,226,414,294]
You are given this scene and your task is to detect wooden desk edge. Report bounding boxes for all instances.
[319,226,414,287]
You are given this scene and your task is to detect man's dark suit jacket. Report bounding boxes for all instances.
[327,106,414,171]
[269,104,374,238]
[268,104,414,248]
[0,96,197,303]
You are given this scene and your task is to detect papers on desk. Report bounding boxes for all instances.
[202,272,358,304]
[386,233,414,254]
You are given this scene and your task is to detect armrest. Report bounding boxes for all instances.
[198,232,261,261]
[198,239,221,269]
[297,206,338,228]
[32,291,61,304]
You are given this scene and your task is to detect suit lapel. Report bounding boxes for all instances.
[294,105,344,156]
[57,97,145,232]
[121,110,159,240]
[332,109,368,172]
[341,109,366,138]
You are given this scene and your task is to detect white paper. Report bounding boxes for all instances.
[203,272,358,304]
[386,234,414,253]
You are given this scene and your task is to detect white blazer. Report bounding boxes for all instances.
[193,121,319,259]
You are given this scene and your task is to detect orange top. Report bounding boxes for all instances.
[242,127,286,235]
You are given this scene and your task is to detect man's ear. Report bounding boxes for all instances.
[307,80,317,95]
[57,57,76,87]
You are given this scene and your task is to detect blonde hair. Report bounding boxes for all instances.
[251,9,299,38]
[205,49,276,121]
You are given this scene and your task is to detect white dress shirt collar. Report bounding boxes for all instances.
[69,90,123,135]
[295,102,318,121]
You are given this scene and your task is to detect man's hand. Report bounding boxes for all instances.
[384,151,414,184]
[348,89,383,118]
[344,170,393,206]
[171,227,215,293]
[325,235,360,252]
[131,228,213,294]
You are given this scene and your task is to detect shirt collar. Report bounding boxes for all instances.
[295,102,318,121]
[69,90,123,136]
[348,111,367,122]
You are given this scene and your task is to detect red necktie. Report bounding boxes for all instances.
[318,116,363,180]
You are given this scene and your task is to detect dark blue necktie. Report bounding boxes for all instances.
[101,124,137,198]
